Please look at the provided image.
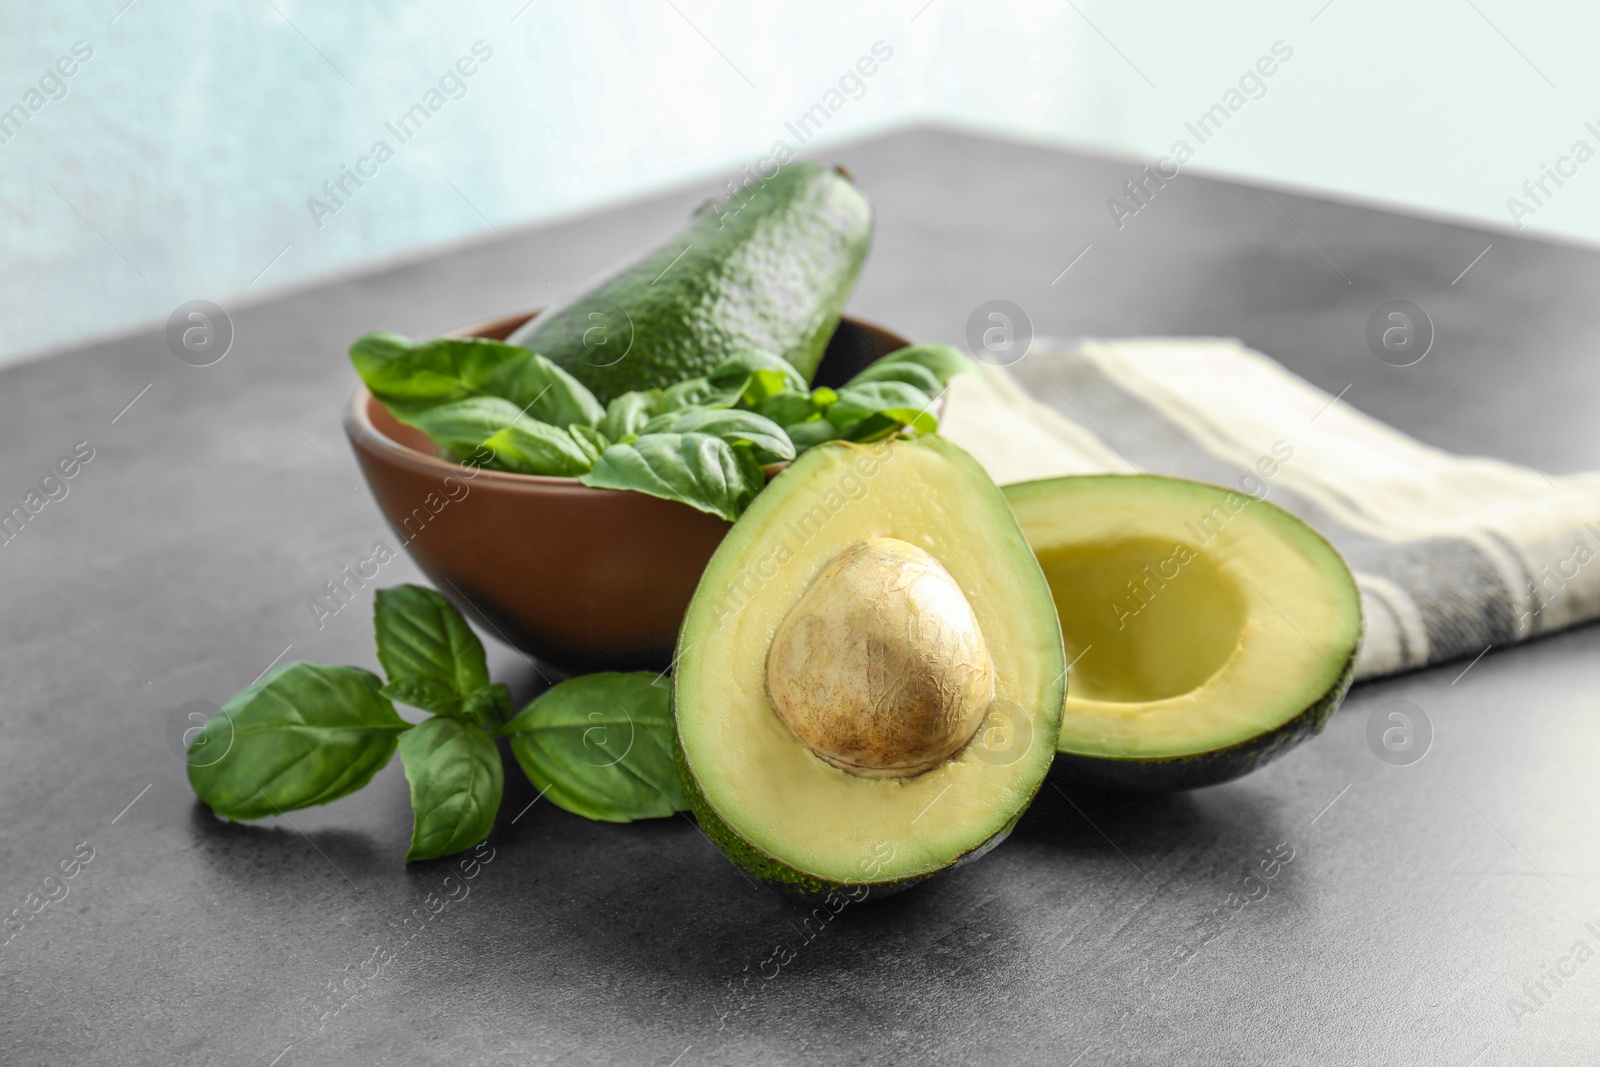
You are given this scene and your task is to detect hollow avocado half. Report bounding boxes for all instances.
[510,161,872,404]
[1005,474,1363,792]
[673,436,1067,898]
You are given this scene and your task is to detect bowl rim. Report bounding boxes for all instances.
[344,311,910,490]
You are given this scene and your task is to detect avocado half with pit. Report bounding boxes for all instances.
[674,436,1067,897]
[1005,474,1362,792]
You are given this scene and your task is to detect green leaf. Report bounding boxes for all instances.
[706,348,806,394]
[398,717,503,861]
[482,420,596,476]
[579,433,759,521]
[482,351,605,429]
[380,677,461,716]
[568,423,609,465]
[707,348,808,407]
[663,376,737,410]
[827,380,934,424]
[786,419,842,451]
[187,663,410,820]
[845,412,926,443]
[601,389,671,440]
[648,408,795,464]
[462,683,513,727]
[502,672,685,822]
[845,359,944,394]
[349,332,604,428]
[350,333,526,415]
[751,389,822,427]
[638,412,679,436]
[402,397,595,476]
[402,397,525,458]
[742,368,792,407]
[374,585,491,721]
[742,386,841,457]
[827,381,939,439]
[731,441,766,496]
[877,343,977,383]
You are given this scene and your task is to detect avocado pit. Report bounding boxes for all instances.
[765,537,995,777]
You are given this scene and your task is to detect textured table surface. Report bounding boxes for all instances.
[3,125,1599,1066]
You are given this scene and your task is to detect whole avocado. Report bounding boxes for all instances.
[510,162,872,404]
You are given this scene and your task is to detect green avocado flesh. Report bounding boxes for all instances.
[1004,475,1362,791]
[674,437,1066,893]
[510,161,872,404]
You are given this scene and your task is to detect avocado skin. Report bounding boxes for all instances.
[1050,626,1361,793]
[671,719,1029,902]
[512,161,872,404]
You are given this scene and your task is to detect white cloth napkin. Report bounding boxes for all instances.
[938,337,1600,680]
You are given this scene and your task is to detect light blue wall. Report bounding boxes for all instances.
[4,0,1596,363]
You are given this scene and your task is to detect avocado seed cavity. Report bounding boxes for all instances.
[765,537,995,777]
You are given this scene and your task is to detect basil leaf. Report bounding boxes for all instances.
[751,389,821,427]
[568,423,608,465]
[349,332,603,428]
[827,380,933,423]
[502,672,685,822]
[706,349,808,408]
[731,441,766,496]
[402,397,595,476]
[639,412,679,436]
[481,351,604,429]
[650,409,795,464]
[877,343,977,383]
[482,420,596,476]
[350,333,527,415]
[401,397,526,458]
[845,359,944,394]
[842,414,936,444]
[398,717,503,861]
[601,389,671,440]
[786,419,842,451]
[374,585,491,721]
[664,377,737,410]
[706,348,807,394]
[743,369,792,407]
[827,381,938,438]
[379,677,461,717]
[579,433,758,521]
[463,683,513,726]
[188,663,410,820]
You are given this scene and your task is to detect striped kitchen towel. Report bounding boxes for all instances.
[937,337,1600,681]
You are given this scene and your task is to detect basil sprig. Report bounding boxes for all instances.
[186,584,689,861]
[351,328,975,520]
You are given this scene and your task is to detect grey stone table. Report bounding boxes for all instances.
[4,126,1598,1065]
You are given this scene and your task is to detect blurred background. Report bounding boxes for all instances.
[4,0,1595,365]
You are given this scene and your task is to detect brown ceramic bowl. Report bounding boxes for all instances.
[345,311,911,674]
